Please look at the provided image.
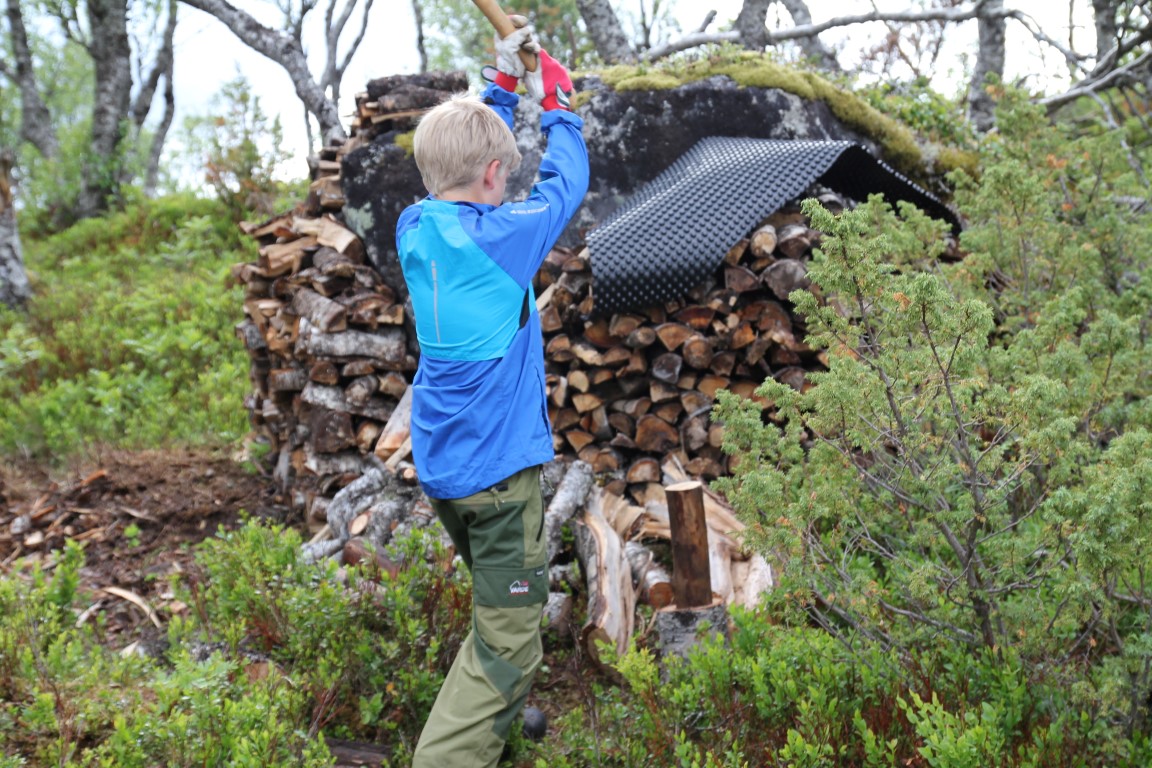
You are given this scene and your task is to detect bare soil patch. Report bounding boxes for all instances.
[0,446,285,642]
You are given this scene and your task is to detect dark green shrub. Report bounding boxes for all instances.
[0,194,252,457]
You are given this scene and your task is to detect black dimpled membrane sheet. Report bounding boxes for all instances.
[586,138,961,315]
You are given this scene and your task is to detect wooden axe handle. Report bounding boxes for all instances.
[471,0,538,72]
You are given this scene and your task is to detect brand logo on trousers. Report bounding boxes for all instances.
[509,580,530,596]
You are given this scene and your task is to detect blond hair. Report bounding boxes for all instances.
[413,93,522,196]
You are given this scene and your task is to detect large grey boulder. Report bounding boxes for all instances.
[340,74,886,295]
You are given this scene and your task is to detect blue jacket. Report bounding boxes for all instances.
[396,84,589,499]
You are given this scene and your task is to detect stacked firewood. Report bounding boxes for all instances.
[231,73,469,518]
[232,210,416,515]
[536,200,832,497]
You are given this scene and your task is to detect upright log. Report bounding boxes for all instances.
[665,480,712,608]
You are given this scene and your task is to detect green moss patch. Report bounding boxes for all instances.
[585,51,928,177]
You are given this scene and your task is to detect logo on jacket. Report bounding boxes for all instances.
[509,580,530,596]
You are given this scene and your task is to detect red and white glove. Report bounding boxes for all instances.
[523,49,573,111]
[492,16,540,92]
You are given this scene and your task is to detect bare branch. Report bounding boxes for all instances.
[694,10,717,34]
[1041,49,1152,112]
[131,0,178,130]
[179,0,347,142]
[645,2,1009,62]
[337,0,375,78]
[1004,9,1092,75]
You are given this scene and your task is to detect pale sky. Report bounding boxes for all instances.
[170,0,1096,179]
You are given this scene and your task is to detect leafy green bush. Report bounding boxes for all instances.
[0,520,475,765]
[542,610,1117,766]
[0,194,252,457]
[181,77,297,220]
[185,520,471,762]
[707,89,1152,758]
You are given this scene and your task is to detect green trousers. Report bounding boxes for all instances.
[412,465,548,768]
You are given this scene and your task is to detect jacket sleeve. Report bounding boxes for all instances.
[481,82,519,132]
[476,110,589,287]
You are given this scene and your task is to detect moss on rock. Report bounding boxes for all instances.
[580,51,940,178]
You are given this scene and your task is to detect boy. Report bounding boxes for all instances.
[395,23,589,768]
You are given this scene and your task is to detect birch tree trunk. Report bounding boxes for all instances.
[0,152,31,310]
[3,0,58,159]
[76,0,133,219]
[734,0,771,51]
[966,0,1006,132]
[1091,0,1118,63]
[576,0,635,64]
[133,0,178,197]
[776,0,840,71]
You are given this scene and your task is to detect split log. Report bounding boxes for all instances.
[624,326,657,349]
[551,407,580,432]
[290,216,362,256]
[549,375,569,408]
[624,541,673,609]
[709,351,736,377]
[729,553,774,609]
[374,386,412,462]
[607,412,636,437]
[572,392,604,414]
[543,591,574,633]
[574,490,636,671]
[655,323,693,351]
[608,313,643,338]
[343,536,400,579]
[544,460,593,565]
[682,334,713,370]
[749,223,778,259]
[309,407,356,453]
[707,531,734,604]
[268,367,309,392]
[301,382,394,422]
[259,236,317,276]
[775,223,815,259]
[296,318,408,366]
[650,380,679,403]
[599,487,644,540]
[378,371,409,399]
[724,265,760,293]
[762,259,810,301]
[625,457,661,484]
[582,318,615,348]
[345,375,379,407]
[565,429,596,452]
[356,421,382,453]
[675,305,715,330]
[652,401,683,424]
[568,369,591,393]
[343,360,376,377]
[635,414,679,453]
[309,360,340,385]
[651,352,683,384]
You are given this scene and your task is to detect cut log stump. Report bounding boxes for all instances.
[655,598,730,661]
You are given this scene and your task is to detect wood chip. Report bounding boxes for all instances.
[103,586,163,628]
